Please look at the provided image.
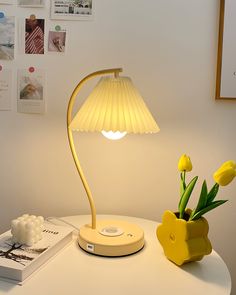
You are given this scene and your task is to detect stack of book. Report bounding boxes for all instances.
[0,222,74,284]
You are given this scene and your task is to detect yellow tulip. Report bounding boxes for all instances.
[219,160,236,170]
[178,154,192,172]
[213,160,236,186]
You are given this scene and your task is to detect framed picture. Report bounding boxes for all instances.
[50,0,93,20]
[216,0,236,99]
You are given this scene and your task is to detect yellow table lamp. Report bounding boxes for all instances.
[67,68,159,256]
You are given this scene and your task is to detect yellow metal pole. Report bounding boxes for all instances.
[66,68,123,229]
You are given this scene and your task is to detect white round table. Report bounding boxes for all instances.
[0,215,231,295]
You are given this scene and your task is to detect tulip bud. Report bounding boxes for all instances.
[213,161,236,186]
[219,160,236,170]
[178,154,192,172]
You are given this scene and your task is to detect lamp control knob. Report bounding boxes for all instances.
[99,226,124,237]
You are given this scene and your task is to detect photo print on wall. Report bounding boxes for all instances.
[18,0,45,7]
[0,16,15,60]
[51,0,93,20]
[0,0,13,4]
[25,18,45,54]
[0,68,12,110]
[17,68,46,114]
[48,30,66,53]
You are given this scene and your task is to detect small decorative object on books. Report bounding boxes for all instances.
[0,221,74,284]
[11,214,44,246]
[157,155,236,266]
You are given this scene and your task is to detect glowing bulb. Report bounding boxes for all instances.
[101,131,127,140]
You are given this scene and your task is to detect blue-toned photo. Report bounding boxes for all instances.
[0,16,15,60]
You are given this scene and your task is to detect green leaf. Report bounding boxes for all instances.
[195,180,208,212]
[207,183,219,204]
[189,200,228,221]
[190,180,208,220]
[179,176,198,219]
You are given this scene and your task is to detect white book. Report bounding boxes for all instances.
[0,222,74,284]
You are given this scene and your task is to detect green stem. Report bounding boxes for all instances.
[183,171,186,186]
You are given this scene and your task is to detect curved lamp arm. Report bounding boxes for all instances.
[66,68,123,229]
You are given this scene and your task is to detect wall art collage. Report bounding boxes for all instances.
[0,0,93,113]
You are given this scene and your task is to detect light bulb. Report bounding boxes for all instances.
[101,131,127,140]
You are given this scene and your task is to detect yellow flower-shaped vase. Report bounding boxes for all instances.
[156,210,212,265]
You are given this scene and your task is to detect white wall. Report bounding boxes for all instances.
[1,0,236,292]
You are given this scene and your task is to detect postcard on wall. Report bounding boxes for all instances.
[18,0,45,7]
[0,0,13,4]
[0,16,15,60]
[48,30,66,53]
[51,0,93,20]
[17,69,46,114]
[0,69,12,110]
[25,18,45,54]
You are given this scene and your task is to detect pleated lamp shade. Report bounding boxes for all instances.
[69,76,160,134]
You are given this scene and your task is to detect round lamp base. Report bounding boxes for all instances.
[78,219,144,257]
